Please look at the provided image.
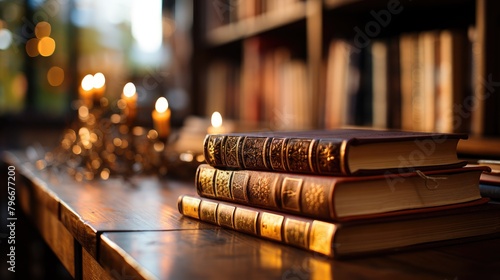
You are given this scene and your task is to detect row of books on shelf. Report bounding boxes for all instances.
[204,27,497,136]
[325,28,473,133]
[178,128,500,258]
[205,37,313,130]
[206,0,303,31]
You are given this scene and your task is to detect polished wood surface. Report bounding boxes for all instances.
[4,150,500,279]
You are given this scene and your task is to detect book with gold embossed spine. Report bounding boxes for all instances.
[195,164,488,220]
[177,195,500,258]
[203,128,468,176]
[178,194,341,258]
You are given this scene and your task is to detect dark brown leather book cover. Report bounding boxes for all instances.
[196,164,487,221]
[203,128,468,175]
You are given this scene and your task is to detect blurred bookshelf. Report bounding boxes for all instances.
[191,0,500,158]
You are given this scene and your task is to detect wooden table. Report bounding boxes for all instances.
[3,151,500,279]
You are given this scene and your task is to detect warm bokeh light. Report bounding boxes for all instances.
[110,114,121,124]
[93,72,105,88]
[123,82,136,98]
[11,73,27,100]
[81,74,94,91]
[131,0,162,52]
[38,36,56,56]
[35,21,51,38]
[211,111,223,128]
[155,97,169,113]
[100,168,110,180]
[78,106,89,120]
[0,28,13,50]
[26,38,39,57]
[47,66,64,86]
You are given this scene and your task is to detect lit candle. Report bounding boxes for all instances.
[122,82,137,122]
[79,74,94,107]
[152,97,171,139]
[92,72,106,101]
[208,111,224,134]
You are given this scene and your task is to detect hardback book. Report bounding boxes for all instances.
[178,195,500,258]
[195,164,487,220]
[203,128,467,176]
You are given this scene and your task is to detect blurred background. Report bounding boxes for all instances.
[1,0,500,278]
[0,0,193,152]
[1,0,500,156]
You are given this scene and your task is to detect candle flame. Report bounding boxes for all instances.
[155,97,169,113]
[123,82,136,98]
[93,72,105,88]
[81,74,94,91]
[211,111,223,128]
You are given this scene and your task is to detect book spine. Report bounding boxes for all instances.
[203,134,347,175]
[195,164,337,220]
[178,195,338,258]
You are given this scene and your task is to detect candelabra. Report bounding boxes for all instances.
[36,97,175,182]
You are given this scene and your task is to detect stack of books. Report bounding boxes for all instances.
[178,129,500,258]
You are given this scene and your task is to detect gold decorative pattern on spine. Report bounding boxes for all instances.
[281,177,303,212]
[286,139,312,173]
[260,212,284,241]
[309,221,336,257]
[198,167,216,197]
[200,201,218,224]
[242,137,268,170]
[215,170,232,198]
[212,135,225,166]
[182,196,201,219]
[217,204,236,228]
[205,135,216,166]
[269,138,287,171]
[248,174,274,206]
[224,136,241,168]
[284,218,310,249]
[303,183,326,216]
[316,140,342,174]
[231,171,249,202]
[234,208,258,234]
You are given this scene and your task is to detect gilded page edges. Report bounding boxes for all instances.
[309,221,337,257]
[260,212,284,241]
[181,196,201,219]
[234,208,259,234]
